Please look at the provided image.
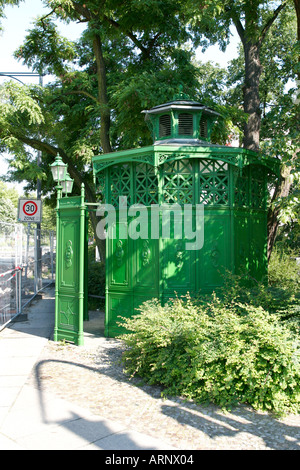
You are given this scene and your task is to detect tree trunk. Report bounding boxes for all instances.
[93,34,112,154]
[294,0,300,80]
[242,41,262,151]
[267,0,299,258]
[60,150,106,263]
[267,166,292,260]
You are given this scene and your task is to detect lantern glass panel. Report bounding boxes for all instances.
[50,157,67,182]
[58,165,67,182]
[62,178,74,194]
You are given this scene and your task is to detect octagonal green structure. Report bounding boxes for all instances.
[92,95,279,337]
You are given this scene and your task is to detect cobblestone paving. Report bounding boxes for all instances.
[26,323,300,451]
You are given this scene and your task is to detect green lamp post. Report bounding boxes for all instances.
[51,155,68,342]
[51,154,86,346]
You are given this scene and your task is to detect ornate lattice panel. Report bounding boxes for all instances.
[108,163,158,207]
[198,160,229,205]
[162,159,194,204]
[109,164,131,206]
[135,163,158,205]
[250,166,266,209]
[235,167,249,207]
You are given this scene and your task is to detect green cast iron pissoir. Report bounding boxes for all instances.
[53,93,280,344]
[92,93,280,338]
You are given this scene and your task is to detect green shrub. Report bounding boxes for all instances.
[268,249,300,293]
[214,250,300,334]
[120,296,300,416]
[267,250,300,335]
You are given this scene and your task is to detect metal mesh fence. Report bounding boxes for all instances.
[0,222,56,329]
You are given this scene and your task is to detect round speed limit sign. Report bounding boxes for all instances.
[18,199,42,223]
[23,201,38,216]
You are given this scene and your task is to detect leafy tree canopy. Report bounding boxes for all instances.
[0,0,299,255]
[0,181,18,223]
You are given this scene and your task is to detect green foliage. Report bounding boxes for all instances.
[0,81,44,127]
[267,249,300,335]
[0,181,18,223]
[120,295,300,416]
[0,195,17,223]
[215,251,300,334]
[109,48,204,150]
[14,17,77,76]
[0,181,19,207]
[119,251,300,415]
[0,0,298,252]
[268,249,300,292]
[276,205,300,252]
[40,201,56,231]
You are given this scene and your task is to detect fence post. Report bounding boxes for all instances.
[18,224,22,314]
[34,227,38,295]
[14,224,23,315]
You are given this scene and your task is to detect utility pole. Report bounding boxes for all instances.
[36,74,43,291]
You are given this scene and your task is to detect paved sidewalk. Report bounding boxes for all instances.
[1,286,299,451]
[0,287,176,450]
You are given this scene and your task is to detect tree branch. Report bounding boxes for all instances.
[225,5,245,44]
[68,1,92,21]
[71,1,149,56]
[101,14,149,56]
[39,8,57,26]
[259,0,287,45]
[15,134,97,200]
[57,89,99,104]
[232,17,246,44]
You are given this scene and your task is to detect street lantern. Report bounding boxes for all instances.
[61,172,74,195]
[50,155,67,183]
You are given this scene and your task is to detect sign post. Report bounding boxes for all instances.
[18,198,43,294]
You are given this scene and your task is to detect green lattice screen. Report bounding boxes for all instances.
[135,163,158,205]
[250,166,266,209]
[109,164,131,206]
[107,159,233,207]
[199,160,229,205]
[234,165,267,209]
[108,163,158,206]
[162,159,194,204]
[235,167,249,207]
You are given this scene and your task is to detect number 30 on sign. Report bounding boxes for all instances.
[18,199,42,223]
